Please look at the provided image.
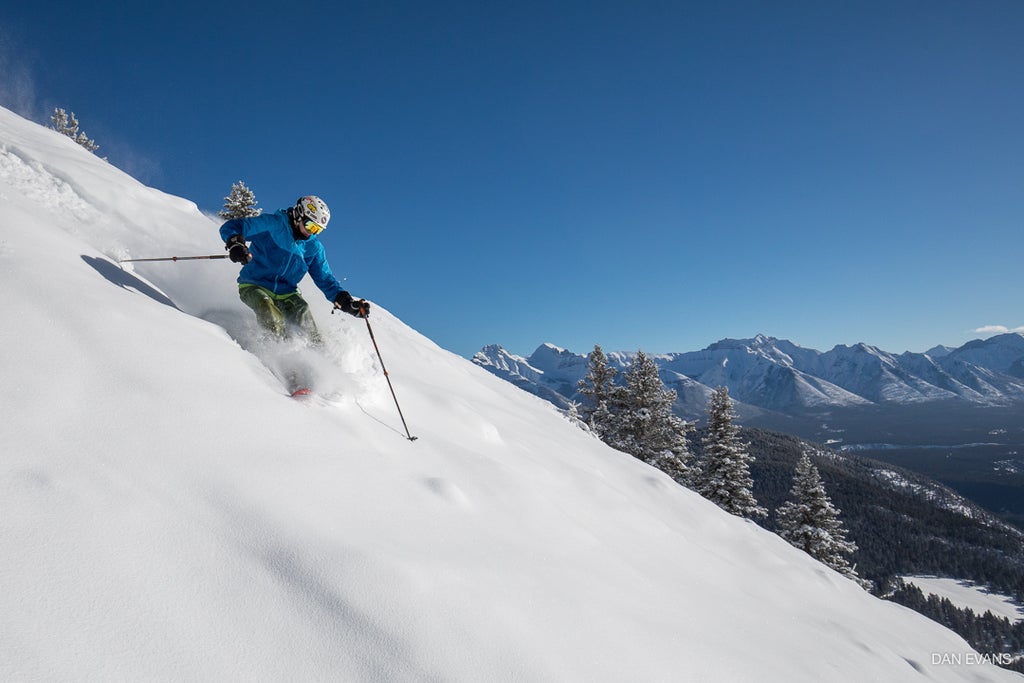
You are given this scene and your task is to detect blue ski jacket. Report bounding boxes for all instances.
[219,209,345,301]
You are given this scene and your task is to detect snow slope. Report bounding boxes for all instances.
[1,105,1020,682]
[904,577,1024,624]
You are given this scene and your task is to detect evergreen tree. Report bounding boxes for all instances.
[563,401,589,432]
[576,344,620,435]
[587,398,618,443]
[696,386,766,518]
[218,181,262,219]
[50,108,99,152]
[777,449,868,587]
[51,108,72,134]
[604,350,692,482]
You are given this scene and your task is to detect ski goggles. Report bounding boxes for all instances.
[304,220,325,235]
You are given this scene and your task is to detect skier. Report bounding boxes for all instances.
[219,195,368,345]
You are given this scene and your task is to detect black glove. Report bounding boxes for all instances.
[333,291,370,317]
[225,234,251,264]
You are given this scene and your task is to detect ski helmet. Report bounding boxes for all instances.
[295,195,330,234]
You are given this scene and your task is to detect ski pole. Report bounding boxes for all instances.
[358,302,418,442]
[118,254,229,263]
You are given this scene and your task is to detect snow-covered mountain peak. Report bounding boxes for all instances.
[472,343,542,380]
[539,341,567,353]
[707,334,770,351]
[473,342,516,362]
[830,341,890,358]
[699,335,805,371]
[950,333,1024,373]
[926,344,956,358]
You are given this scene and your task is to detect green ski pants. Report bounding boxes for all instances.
[238,284,322,345]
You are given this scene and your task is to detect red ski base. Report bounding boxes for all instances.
[290,388,313,399]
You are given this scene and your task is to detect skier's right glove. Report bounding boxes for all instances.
[334,291,370,317]
[225,234,251,264]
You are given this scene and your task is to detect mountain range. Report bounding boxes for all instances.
[473,333,1024,420]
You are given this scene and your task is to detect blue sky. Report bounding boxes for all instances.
[2,1,1022,358]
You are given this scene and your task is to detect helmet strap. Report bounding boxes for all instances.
[286,207,306,241]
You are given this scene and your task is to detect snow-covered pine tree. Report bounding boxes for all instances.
[50,108,76,137]
[576,344,619,432]
[563,401,589,432]
[218,181,262,220]
[75,131,99,152]
[51,108,70,133]
[604,350,692,483]
[696,386,766,518]
[587,398,617,443]
[50,108,99,152]
[776,449,869,589]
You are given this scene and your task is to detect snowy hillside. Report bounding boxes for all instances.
[1,105,1020,681]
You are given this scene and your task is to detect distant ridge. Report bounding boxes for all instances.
[473,333,1024,419]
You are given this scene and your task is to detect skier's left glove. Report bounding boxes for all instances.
[333,291,370,318]
[225,234,251,264]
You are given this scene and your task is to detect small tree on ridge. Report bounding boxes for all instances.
[50,108,99,153]
[218,180,262,220]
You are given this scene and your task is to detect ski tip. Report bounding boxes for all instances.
[290,388,314,399]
